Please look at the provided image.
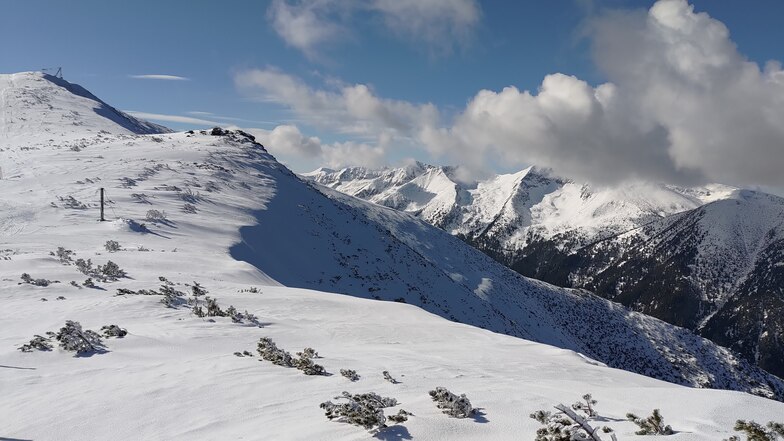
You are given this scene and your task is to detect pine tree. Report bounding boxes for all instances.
[627,409,674,435]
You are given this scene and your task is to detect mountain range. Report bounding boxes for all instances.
[304,163,784,377]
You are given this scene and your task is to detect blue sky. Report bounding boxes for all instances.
[2,0,784,191]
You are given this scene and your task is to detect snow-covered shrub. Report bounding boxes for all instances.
[205,296,226,316]
[54,321,103,354]
[20,273,54,287]
[192,281,208,298]
[98,260,126,281]
[83,278,96,288]
[298,347,319,359]
[320,391,403,431]
[54,246,74,263]
[180,188,201,204]
[382,370,399,384]
[75,258,93,275]
[130,193,151,204]
[341,369,360,381]
[725,420,784,441]
[56,296,66,300]
[257,337,294,367]
[429,387,473,418]
[145,209,167,222]
[104,240,121,252]
[627,409,674,435]
[256,338,324,374]
[293,348,327,376]
[182,203,197,213]
[101,325,127,338]
[58,195,87,209]
[224,305,262,326]
[531,404,612,441]
[572,394,598,418]
[70,281,80,288]
[19,335,53,352]
[160,285,186,308]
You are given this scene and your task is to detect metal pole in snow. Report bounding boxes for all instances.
[100,188,105,221]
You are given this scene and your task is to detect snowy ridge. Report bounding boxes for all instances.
[0,72,169,146]
[302,165,736,252]
[557,189,784,377]
[2,72,784,440]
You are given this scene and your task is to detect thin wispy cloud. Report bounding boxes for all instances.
[129,74,190,81]
[125,111,217,126]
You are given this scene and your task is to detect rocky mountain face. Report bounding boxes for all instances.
[305,164,784,378]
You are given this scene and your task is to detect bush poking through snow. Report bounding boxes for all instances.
[54,321,104,355]
[627,409,674,435]
[104,240,121,252]
[294,348,327,376]
[19,335,53,352]
[341,369,360,381]
[98,261,126,281]
[83,278,96,288]
[75,258,93,275]
[531,404,612,441]
[382,370,399,384]
[725,420,784,441]
[145,209,167,223]
[75,258,127,282]
[225,305,262,326]
[572,394,598,418]
[20,273,55,287]
[54,246,74,263]
[320,391,402,431]
[205,296,226,316]
[429,387,474,418]
[101,325,127,338]
[257,337,294,367]
[256,337,326,375]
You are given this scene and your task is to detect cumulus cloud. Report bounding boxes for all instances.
[129,74,190,81]
[243,0,784,188]
[267,0,480,58]
[246,125,385,169]
[234,68,439,139]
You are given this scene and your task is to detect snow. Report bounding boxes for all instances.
[303,164,740,251]
[1,72,783,440]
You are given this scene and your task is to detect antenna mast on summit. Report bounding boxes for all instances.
[41,67,63,79]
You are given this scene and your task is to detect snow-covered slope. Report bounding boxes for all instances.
[2,73,784,440]
[303,164,784,378]
[0,71,169,145]
[542,190,784,377]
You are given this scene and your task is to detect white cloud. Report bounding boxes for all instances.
[266,0,480,58]
[243,0,784,188]
[234,68,438,139]
[245,124,384,169]
[129,74,190,81]
[125,111,217,126]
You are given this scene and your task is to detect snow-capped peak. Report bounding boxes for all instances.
[0,71,169,146]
